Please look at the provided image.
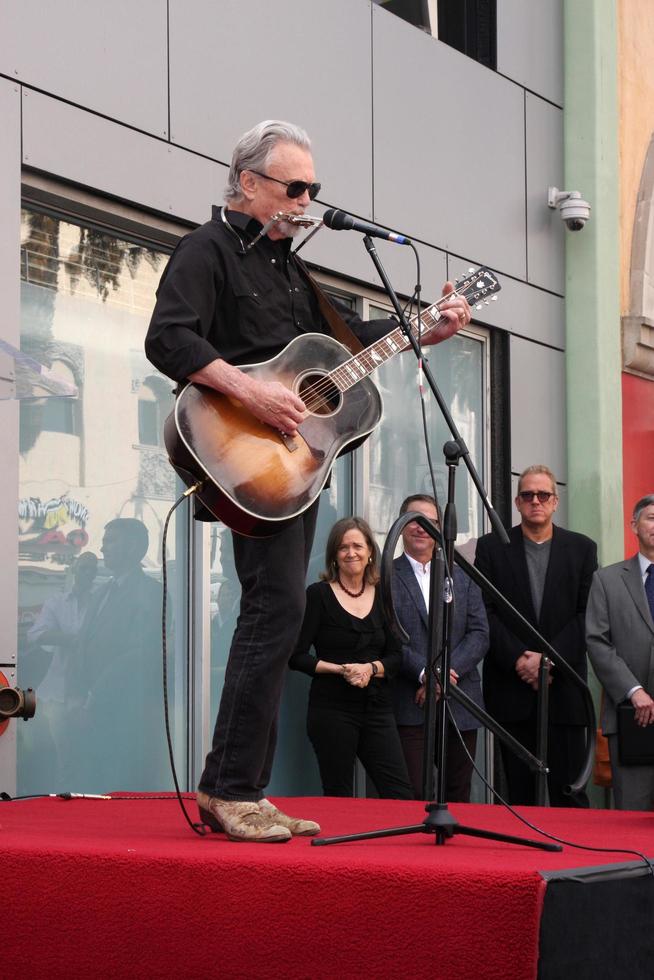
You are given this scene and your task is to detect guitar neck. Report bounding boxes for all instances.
[327,265,501,394]
[329,301,447,393]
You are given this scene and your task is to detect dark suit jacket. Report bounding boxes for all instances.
[474,524,597,726]
[586,554,654,735]
[391,554,489,729]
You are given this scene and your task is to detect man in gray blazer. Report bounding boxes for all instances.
[392,494,489,801]
[586,493,654,810]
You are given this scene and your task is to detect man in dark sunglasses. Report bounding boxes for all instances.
[146,119,472,843]
[475,464,598,808]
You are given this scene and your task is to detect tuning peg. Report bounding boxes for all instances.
[468,266,475,272]
[491,295,498,301]
[475,303,483,310]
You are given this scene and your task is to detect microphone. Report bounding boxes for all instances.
[322,208,412,245]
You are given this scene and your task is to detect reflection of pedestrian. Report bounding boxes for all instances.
[20,552,98,791]
[290,517,413,799]
[71,519,164,791]
[27,551,98,697]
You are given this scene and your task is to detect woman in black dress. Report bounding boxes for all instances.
[289,517,413,799]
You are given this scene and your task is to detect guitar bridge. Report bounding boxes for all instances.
[279,431,300,453]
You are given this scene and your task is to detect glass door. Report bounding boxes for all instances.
[17,209,188,794]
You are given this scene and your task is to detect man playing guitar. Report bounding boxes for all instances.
[145,119,470,842]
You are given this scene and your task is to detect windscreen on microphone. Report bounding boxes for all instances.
[321,208,411,245]
[322,209,352,231]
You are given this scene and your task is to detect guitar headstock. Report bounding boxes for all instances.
[455,266,501,310]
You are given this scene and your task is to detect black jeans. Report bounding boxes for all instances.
[397,723,478,802]
[307,695,414,799]
[198,501,319,802]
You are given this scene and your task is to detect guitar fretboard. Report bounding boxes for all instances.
[300,267,500,412]
[329,304,446,393]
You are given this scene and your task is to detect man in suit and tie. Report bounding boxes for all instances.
[392,494,489,802]
[586,493,654,810]
[474,465,597,806]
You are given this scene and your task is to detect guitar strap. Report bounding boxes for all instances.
[293,256,364,355]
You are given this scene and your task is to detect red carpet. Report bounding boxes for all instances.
[3,795,653,979]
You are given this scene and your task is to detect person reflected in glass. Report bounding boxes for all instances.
[71,518,164,789]
[27,551,99,682]
[23,551,98,781]
[289,517,413,799]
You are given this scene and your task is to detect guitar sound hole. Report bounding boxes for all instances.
[297,372,341,417]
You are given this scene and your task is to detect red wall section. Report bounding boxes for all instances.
[622,372,654,555]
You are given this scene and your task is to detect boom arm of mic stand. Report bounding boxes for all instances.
[446,684,549,774]
[360,234,508,546]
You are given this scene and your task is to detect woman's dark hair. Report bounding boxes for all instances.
[320,516,380,585]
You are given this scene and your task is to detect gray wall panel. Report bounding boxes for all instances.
[22,92,227,225]
[497,0,563,106]
[449,260,564,349]
[372,6,527,280]
[0,78,21,670]
[526,94,564,293]
[168,0,374,219]
[0,0,168,137]
[510,336,566,481]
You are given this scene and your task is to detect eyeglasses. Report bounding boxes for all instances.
[518,491,556,503]
[247,169,321,201]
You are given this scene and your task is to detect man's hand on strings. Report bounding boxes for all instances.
[242,379,306,435]
[420,281,471,346]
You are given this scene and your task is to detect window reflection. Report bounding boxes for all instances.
[17,208,186,795]
[366,304,486,546]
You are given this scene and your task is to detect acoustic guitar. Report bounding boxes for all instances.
[164,266,501,536]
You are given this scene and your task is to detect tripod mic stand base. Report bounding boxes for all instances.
[311,802,562,851]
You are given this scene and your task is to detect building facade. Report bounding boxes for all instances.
[1,0,611,800]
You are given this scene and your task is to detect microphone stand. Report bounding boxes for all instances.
[312,239,563,851]
[535,657,552,806]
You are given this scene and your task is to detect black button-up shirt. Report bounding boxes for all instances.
[145,206,390,382]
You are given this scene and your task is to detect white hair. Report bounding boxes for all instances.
[224,120,312,204]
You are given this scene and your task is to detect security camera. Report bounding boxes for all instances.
[547,187,591,231]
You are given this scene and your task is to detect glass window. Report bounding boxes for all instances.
[17,208,188,795]
[373,0,435,35]
[364,300,488,547]
[373,0,497,70]
[438,0,497,70]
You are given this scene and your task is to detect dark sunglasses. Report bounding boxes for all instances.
[248,169,321,201]
[518,491,556,503]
